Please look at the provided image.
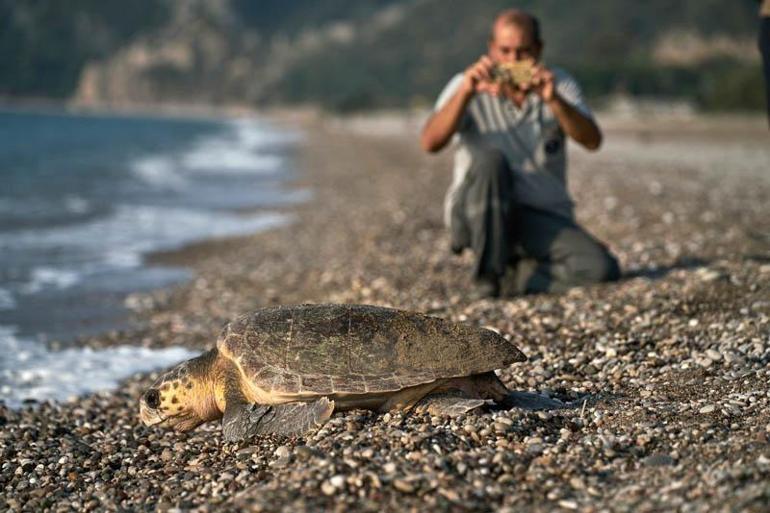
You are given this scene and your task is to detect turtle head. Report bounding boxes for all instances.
[140,349,221,432]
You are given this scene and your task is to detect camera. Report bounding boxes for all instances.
[491,61,535,87]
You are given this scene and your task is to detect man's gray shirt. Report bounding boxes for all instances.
[435,68,593,225]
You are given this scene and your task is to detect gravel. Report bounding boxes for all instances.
[1,112,768,512]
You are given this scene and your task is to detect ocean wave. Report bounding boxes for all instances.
[232,118,301,148]
[64,195,91,214]
[181,119,290,174]
[0,287,15,310]
[131,155,189,190]
[181,143,283,174]
[0,195,98,230]
[21,267,81,294]
[1,206,291,294]
[130,118,299,191]
[1,205,290,256]
[0,324,198,408]
[0,112,304,359]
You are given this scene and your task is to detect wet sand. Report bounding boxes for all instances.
[1,111,769,512]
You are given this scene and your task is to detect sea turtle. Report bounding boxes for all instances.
[139,304,526,441]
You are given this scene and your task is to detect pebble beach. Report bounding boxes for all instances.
[1,111,769,512]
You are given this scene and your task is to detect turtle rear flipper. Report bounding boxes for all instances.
[223,398,334,441]
[414,391,488,416]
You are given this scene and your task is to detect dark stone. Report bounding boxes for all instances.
[644,453,675,467]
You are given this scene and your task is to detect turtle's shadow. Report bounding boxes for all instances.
[500,391,572,410]
[496,390,612,411]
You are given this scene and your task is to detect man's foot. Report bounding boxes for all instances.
[498,261,524,297]
[469,275,500,300]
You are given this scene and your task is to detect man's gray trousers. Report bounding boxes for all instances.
[450,146,620,295]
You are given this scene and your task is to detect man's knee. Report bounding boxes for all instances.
[469,147,509,182]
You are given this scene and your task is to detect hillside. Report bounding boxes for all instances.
[0,0,764,111]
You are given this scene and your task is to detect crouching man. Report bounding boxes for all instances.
[420,9,620,298]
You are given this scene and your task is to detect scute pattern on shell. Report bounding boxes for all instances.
[216,304,526,395]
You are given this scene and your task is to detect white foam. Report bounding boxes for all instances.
[232,118,301,148]
[2,206,291,294]
[0,324,198,408]
[131,156,189,190]
[130,118,299,188]
[0,287,15,310]
[182,144,282,173]
[63,195,91,214]
[21,267,81,294]
[181,119,290,174]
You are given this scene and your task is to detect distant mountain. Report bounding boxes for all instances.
[0,0,764,111]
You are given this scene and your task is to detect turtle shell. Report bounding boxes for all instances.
[217,304,526,396]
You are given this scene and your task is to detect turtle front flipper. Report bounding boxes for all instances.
[222,398,334,441]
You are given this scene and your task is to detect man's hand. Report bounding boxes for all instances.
[512,63,601,150]
[462,55,501,97]
[526,64,555,102]
[421,55,499,153]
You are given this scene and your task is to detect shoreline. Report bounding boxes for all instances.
[2,95,767,136]
[0,98,325,134]
[2,111,769,512]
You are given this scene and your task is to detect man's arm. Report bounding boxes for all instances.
[547,93,602,151]
[420,86,474,153]
[530,67,603,151]
[420,55,499,153]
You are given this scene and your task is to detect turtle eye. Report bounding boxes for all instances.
[144,389,160,409]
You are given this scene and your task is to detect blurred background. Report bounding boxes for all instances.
[0,0,767,405]
[0,0,765,114]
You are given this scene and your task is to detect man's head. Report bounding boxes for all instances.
[488,9,543,64]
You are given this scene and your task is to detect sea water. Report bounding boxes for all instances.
[0,109,306,407]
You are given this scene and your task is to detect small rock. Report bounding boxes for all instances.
[495,416,513,426]
[440,488,460,501]
[393,478,416,493]
[274,445,291,459]
[295,446,315,462]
